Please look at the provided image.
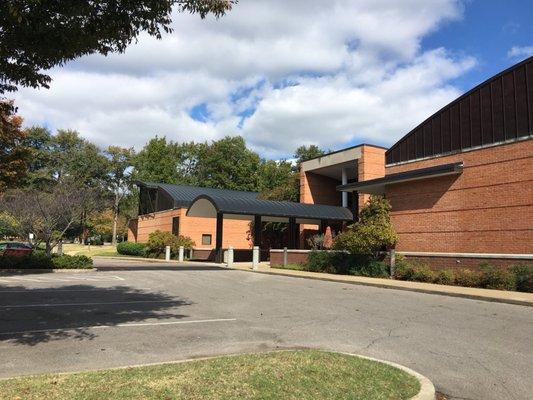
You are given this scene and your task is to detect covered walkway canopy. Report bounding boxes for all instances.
[187,193,353,260]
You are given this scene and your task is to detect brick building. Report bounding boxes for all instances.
[128,57,532,266]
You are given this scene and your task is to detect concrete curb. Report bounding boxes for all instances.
[0,268,96,275]
[0,349,435,399]
[344,353,435,400]
[232,267,533,307]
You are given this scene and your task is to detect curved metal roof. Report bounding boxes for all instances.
[137,181,259,208]
[386,56,533,165]
[187,194,353,222]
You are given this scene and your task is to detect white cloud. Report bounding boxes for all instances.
[508,46,533,60]
[13,0,474,158]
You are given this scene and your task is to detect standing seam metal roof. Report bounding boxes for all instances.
[137,181,353,221]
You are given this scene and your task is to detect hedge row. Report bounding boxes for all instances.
[394,261,532,292]
[0,253,93,269]
[117,231,195,259]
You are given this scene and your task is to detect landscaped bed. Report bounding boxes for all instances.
[0,350,421,400]
[0,253,93,270]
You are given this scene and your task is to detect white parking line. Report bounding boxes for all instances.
[1,300,179,309]
[0,318,237,336]
[0,288,151,294]
[0,275,125,284]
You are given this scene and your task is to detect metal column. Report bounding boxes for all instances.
[215,212,223,263]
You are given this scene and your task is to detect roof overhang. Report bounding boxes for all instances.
[337,162,464,194]
[186,194,353,224]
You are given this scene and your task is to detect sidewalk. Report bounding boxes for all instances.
[230,262,533,307]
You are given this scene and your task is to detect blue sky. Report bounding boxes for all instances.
[14,0,533,159]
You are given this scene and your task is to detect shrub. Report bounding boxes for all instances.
[352,260,390,278]
[454,269,483,288]
[479,263,516,291]
[410,263,437,283]
[333,196,397,256]
[510,264,533,293]
[307,234,324,250]
[306,251,336,273]
[117,241,146,256]
[145,230,195,258]
[0,253,91,269]
[434,269,455,285]
[52,255,93,269]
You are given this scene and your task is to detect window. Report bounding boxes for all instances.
[172,217,180,236]
[202,234,212,245]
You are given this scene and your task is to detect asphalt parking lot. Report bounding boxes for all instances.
[1,258,532,400]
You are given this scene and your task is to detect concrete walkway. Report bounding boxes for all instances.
[230,262,533,306]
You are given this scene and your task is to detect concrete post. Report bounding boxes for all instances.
[178,246,184,262]
[341,167,348,207]
[390,249,396,279]
[227,246,234,268]
[165,245,171,261]
[283,247,288,267]
[252,246,259,270]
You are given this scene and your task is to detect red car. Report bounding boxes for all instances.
[0,242,33,257]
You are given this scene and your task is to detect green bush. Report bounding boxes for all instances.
[0,253,92,269]
[51,255,93,269]
[117,241,146,256]
[333,196,398,255]
[510,264,533,293]
[454,269,483,288]
[352,260,389,278]
[479,263,516,291]
[434,269,455,285]
[145,230,196,258]
[306,251,337,273]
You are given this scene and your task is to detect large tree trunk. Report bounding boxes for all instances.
[45,240,52,256]
[111,192,119,245]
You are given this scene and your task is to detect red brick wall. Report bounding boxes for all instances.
[133,208,252,249]
[357,145,386,210]
[386,139,533,254]
[270,250,310,266]
[300,171,340,206]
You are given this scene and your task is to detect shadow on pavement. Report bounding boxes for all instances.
[95,265,229,272]
[0,284,192,346]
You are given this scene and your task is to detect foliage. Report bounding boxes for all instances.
[0,211,19,237]
[0,183,104,255]
[452,269,483,288]
[294,145,325,163]
[258,160,299,202]
[196,136,261,191]
[305,251,383,277]
[434,269,455,285]
[307,234,325,250]
[117,241,146,257]
[510,264,533,293]
[479,263,516,291]
[0,104,30,190]
[146,230,196,258]
[0,253,92,269]
[333,196,398,255]
[0,0,234,95]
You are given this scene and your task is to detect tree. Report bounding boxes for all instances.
[0,0,235,95]
[104,146,135,245]
[196,136,261,191]
[0,103,30,191]
[0,183,104,254]
[133,136,182,184]
[0,211,19,238]
[294,145,324,164]
[333,196,398,256]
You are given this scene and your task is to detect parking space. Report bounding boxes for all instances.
[0,258,531,400]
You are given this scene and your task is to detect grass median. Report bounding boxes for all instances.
[0,350,420,400]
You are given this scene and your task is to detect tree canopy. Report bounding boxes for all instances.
[0,0,235,95]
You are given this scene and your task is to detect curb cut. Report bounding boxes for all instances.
[233,267,533,307]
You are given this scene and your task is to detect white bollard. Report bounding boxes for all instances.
[227,246,234,268]
[252,246,259,270]
[165,245,171,261]
[283,247,288,267]
[178,246,184,262]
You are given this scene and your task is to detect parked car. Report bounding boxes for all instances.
[0,242,33,257]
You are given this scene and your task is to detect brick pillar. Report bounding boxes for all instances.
[357,145,386,211]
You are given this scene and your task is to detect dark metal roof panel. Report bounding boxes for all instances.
[137,181,259,208]
[386,56,533,165]
[337,162,463,194]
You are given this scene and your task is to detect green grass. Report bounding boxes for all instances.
[60,243,119,257]
[0,350,420,400]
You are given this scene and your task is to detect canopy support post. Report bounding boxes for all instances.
[215,212,223,263]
